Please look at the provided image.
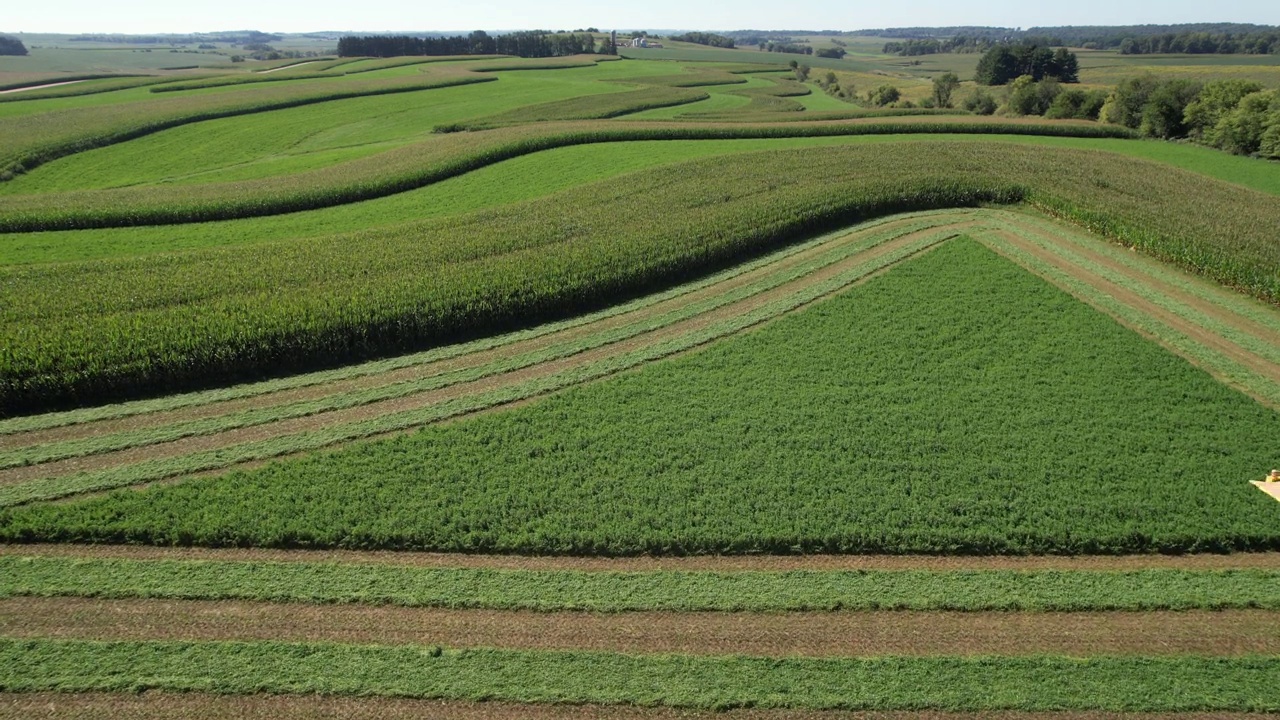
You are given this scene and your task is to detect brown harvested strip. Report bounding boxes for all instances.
[0,213,952,451]
[6,543,1280,571]
[0,221,971,487]
[4,597,1277,657]
[1,694,1269,720]
[984,230,1280,389]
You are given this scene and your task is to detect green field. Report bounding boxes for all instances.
[6,239,1275,552]
[3,133,1275,266]
[4,141,1278,414]
[2,39,1280,716]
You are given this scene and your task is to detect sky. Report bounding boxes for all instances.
[4,0,1279,35]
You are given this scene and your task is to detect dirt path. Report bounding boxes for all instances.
[5,543,1279,571]
[0,80,85,95]
[0,693,1265,720]
[0,217,971,488]
[256,62,317,74]
[5,597,1275,657]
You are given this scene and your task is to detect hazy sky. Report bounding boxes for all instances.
[5,0,1279,34]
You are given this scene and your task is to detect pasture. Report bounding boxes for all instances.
[1,41,1280,718]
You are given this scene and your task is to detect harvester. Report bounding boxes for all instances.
[1252,469,1280,502]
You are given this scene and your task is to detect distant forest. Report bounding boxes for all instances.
[882,37,995,56]
[856,23,1280,55]
[667,32,735,48]
[68,31,282,45]
[337,31,606,58]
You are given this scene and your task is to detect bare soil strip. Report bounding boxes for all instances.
[5,543,1279,571]
[0,219,970,487]
[0,694,1266,720]
[4,597,1276,657]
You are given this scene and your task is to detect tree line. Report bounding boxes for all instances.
[758,42,813,55]
[975,44,1079,85]
[856,23,1279,54]
[1101,76,1279,157]
[68,31,281,45]
[1116,31,1280,55]
[882,36,994,56]
[337,31,609,59]
[667,32,734,48]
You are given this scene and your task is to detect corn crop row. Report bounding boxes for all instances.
[5,141,1277,414]
[0,74,496,180]
[0,119,1137,232]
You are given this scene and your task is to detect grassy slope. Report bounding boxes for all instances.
[6,240,1277,553]
[3,134,1275,266]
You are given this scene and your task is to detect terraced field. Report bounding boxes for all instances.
[3,49,1280,716]
[2,208,1279,509]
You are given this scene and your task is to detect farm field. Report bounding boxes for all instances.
[2,38,1280,717]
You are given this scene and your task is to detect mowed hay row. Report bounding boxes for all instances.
[4,239,1279,554]
[4,142,1278,415]
[2,207,1278,510]
[2,638,1278,712]
[2,205,1278,504]
[4,554,1280,611]
[0,217,964,505]
[0,212,963,467]
[0,213,961,435]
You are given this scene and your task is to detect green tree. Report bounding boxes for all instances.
[1044,89,1108,120]
[975,43,1078,85]
[975,45,1018,85]
[1006,75,1047,115]
[931,72,961,108]
[0,35,28,56]
[1139,79,1203,139]
[867,84,900,107]
[1100,74,1161,128]
[1260,122,1280,159]
[961,88,997,115]
[1184,79,1263,139]
[1052,48,1079,83]
[1211,90,1280,155]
